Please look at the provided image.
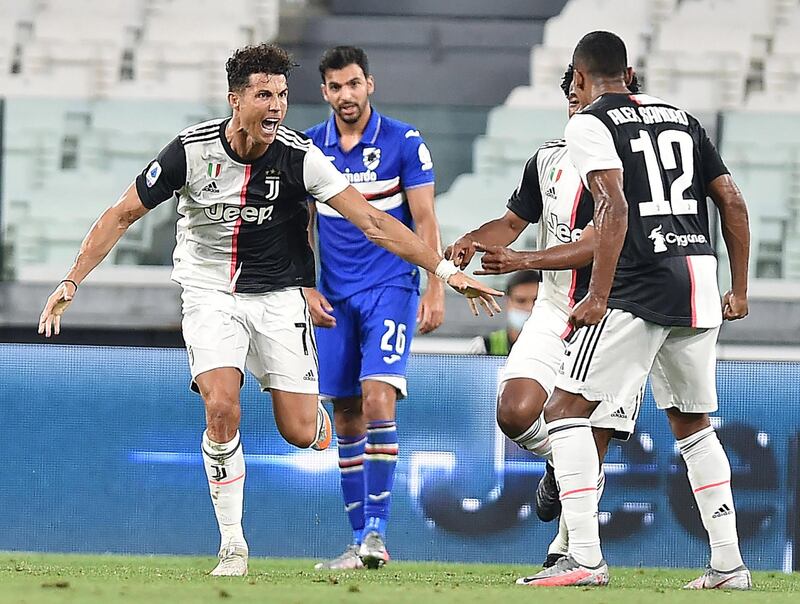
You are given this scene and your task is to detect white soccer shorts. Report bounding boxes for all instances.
[181,285,318,394]
[502,298,638,438]
[556,308,719,415]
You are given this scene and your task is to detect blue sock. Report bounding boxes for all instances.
[363,420,398,540]
[337,434,366,545]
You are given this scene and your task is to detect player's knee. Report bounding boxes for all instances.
[361,388,395,421]
[496,393,540,439]
[204,394,240,441]
[666,408,710,440]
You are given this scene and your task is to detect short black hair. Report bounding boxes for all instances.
[226,43,295,92]
[560,63,641,97]
[319,46,369,81]
[506,270,541,294]
[572,31,628,78]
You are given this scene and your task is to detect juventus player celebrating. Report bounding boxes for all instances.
[448,66,642,570]
[525,32,752,589]
[37,44,501,577]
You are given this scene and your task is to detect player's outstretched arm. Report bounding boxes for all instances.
[474,226,595,275]
[38,183,150,337]
[708,174,750,320]
[326,185,503,316]
[445,210,529,270]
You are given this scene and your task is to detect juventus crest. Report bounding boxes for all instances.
[265,169,281,201]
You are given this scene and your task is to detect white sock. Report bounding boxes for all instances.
[678,426,743,572]
[512,414,551,461]
[548,417,602,567]
[548,469,606,556]
[548,513,569,556]
[202,430,247,550]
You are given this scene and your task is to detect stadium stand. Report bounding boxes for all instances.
[437,0,800,287]
[280,0,566,105]
[0,0,279,101]
[1,0,799,343]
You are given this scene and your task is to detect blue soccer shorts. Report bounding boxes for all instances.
[316,285,419,400]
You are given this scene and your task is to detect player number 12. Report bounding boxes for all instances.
[630,129,698,217]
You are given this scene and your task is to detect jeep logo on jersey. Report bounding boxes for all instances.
[363,147,381,171]
[651,225,708,253]
[264,170,281,202]
[547,212,582,243]
[204,204,274,224]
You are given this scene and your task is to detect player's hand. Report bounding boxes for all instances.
[569,293,607,328]
[446,272,503,317]
[473,242,523,275]
[417,281,445,334]
[303,287,336,328]
[722,290,748,321]
[444,235,478,270]
[38,281,77,337]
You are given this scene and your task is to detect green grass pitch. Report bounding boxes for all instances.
[1,553,798,603]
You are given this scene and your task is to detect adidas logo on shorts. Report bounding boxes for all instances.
[303,369,316,381]
[712,503,733,518]
[201,181,220,193]
[610,407,628,419]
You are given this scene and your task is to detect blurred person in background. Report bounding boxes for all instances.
[37,43,500,578]
[467,270,541,356]
[305,46,444,570]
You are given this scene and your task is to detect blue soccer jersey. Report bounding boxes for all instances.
[305,109,435,301]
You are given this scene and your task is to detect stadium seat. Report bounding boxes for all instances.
[647,52,748,112]
[484,106,567,144]
[505,85,566,109]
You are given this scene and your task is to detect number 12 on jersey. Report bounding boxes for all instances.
[630,129,698,217]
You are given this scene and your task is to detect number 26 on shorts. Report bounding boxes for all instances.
[380,319,406,365]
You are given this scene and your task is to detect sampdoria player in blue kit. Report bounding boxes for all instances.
[305,46,444,570]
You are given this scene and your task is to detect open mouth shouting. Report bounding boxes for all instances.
[261,117,280,136]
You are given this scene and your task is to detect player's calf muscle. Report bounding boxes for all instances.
[543,390,596,421]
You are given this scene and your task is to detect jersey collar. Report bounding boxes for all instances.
[323,107,382,149]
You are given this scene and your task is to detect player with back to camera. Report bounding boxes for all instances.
[448,65,644,572]
[37,43,501,578]
[304,46,445,570]
[520,31,752,589]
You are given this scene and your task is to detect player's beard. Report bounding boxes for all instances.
[336,101,364,124]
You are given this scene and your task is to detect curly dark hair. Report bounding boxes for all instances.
[226,43,296,92]
[560,63,641,98]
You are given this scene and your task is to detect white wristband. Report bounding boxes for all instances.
[434,259,459,283]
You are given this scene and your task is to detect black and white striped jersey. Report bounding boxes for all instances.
[134,119,349,294]
[506,139,594,317]
[565,93,728,328]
